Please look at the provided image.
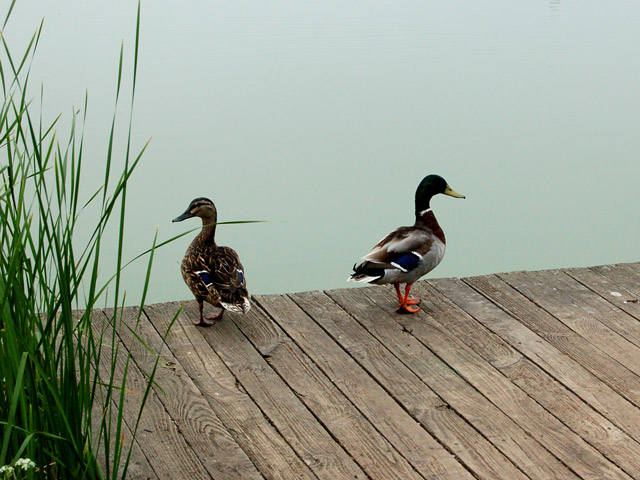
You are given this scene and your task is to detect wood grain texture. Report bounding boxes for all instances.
[572,263,640,327]
[318,287,560,480]
[255,293,474,480]
[230,300,424,480]
[91,309,213,480]
[177,301,367,480]
[144,301,316,480]
[500,269,640,375]
[87,262,640,479]
[356,282,631,480]
[108,305,265,480]
[464,273,640,409]
[424,277,640,479]
[563,266,640,348]
[79,308,158,480]
[431,276,640,439]
[89,343,159,480]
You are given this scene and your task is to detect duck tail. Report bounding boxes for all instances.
[348,274,380,283]
[348,262,383,283]
[221,297,251,314]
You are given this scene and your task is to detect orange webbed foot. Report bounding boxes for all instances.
[394,284,421,313]
[396,303,421,314]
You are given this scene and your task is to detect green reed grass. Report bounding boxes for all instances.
[0,4,171,478]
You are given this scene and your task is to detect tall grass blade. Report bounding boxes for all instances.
[0,3,176,478]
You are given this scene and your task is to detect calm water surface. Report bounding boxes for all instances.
[7,1,640,305]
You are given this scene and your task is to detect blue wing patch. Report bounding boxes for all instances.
[390,252,421,272]
[196,270,213,287]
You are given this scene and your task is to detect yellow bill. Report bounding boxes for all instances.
[444,185,465,199]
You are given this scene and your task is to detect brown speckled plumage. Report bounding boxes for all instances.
[173,197,250,326]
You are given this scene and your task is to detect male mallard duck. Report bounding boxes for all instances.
[173,197,251,326]
[348,174,465,313]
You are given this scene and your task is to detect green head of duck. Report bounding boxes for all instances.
[415,174,465,213]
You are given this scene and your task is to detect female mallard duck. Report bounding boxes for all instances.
[348,174,465,313]
[173,197,250,326]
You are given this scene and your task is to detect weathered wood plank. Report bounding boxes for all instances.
[82,306,158,480]
[464,274,640,409]
[143,302,316,480]
[229,301,425,480]
[358,283,632,480]
[432,276,640,444]
[316,287,566,480]
[563,268,640,347]
[255,293,475,480]
[90,262,640,479]
[91,309,213,480]
[91,356,159,480]
[573,263,640,325]
[592,263,640,291]
[424,277,640,478]
[500,269,640,375]
[108,306,265,480]
[175,301,368,480]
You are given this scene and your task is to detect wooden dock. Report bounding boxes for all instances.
[98,262,640,480]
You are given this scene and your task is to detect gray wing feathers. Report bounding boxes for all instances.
[362,228,432,264]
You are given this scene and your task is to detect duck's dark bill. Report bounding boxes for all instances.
[444,186,465,199]
[172,211,194,222]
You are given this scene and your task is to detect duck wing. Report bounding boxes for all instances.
[182,247,219,300]
[349,227,435,283]
[184,246,250,312]
[362,227,433,266]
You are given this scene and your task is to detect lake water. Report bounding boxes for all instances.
[6,1,640,305]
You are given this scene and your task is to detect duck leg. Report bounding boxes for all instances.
[394,283,405,304]
[395,283,421,314]
[403,284,421,305]
[204,309,224,321]
[194,301,222,326]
